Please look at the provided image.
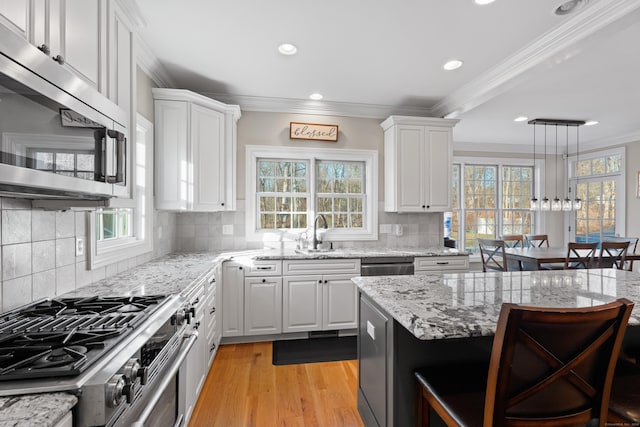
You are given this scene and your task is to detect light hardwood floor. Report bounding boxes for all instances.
[188,342,364,427]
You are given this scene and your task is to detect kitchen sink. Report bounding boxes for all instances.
[294,248,336,255]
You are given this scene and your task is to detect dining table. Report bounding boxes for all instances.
[505,246,640,271]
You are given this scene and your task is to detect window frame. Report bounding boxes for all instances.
[88,114,154,268]
[450,156,542,258]
[246,145,378,243]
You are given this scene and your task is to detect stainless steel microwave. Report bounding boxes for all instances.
[0,23,128,201]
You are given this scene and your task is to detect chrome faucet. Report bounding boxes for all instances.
[312,214,328,250]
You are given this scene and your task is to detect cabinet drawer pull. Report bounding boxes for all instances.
[436,261,449,265]
[194,321,201,330]
[193,297,200,305]
[256,266,273,270]
[210,307,216,314]
[210,343,216,353]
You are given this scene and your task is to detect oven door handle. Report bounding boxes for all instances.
[131,330,199,427]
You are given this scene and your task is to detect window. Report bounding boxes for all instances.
[570,149,625,243]
[446,159,535,254]
[96,207,133,241]
[257,160,309,229]
[246,145,378,242]
[88,114,153,268]
[316,160,364,228]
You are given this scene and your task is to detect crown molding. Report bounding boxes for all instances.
[453,141,534,154]
[116,0,147,28]
[576,129,640,153]
[199,93,434,119]
[432,0,640,119]
[134,33,175,88]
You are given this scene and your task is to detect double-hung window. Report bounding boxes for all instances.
[447,159,535,254]
[247,145,377,242]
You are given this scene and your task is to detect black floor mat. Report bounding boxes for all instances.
[272,336,357,365]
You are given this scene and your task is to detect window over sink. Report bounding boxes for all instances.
[247,145,377,243]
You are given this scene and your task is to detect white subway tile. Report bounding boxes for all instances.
[55,211,75,238]
[2,243,32,280]
[32,211,56,241]
[2,276,32,311]
[55,264,75,295]
[32,240,55,273]
[33,270,56,300]
[55,237,76,267]
[2,210,31,244]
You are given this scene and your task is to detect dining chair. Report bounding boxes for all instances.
[500,234,525,248]
[599,241,629,269]
[525,234,549,248]
[414,298,634,427]
[565,242,598,269]
[478,239,508,272]
[602,237,639,271]
[607,357,640,424]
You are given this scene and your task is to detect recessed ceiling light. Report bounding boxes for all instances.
[554,0,588,16]
[278,43,297,55]
[443,60,463,71]
[475,0,496,4]
[514,116,528,122]
[309,93,323,100]
[584,120,598,126]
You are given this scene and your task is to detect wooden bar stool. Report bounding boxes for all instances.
[414,299,634,427]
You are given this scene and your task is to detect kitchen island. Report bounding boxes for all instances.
[353,269,640,427]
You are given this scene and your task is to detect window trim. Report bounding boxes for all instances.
[246,145,378,242]
[88,114,154,268]
[451,156,543,259]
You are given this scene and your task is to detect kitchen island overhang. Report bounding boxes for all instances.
[353,269,640,427]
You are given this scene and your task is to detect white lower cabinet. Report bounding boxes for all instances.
[323,274,359,329]
[282,259,361,332]
[221,262,245,337]
[244,277,282,335]
[282,275,322,332]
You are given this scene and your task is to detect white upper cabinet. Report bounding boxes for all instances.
[381,116,458,213]
[0,0,114,96]
[153,88,241,212]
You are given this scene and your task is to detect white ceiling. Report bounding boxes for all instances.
[134,0,640,150]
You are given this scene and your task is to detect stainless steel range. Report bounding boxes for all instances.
[0,294,198,427]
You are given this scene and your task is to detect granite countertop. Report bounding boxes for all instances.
[2,246,464,423]
[353,268,640,341]
[230,246,467,261]
[0,393,77,427]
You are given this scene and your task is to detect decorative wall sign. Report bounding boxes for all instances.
[290,122,338,142]
[59,109,103,128]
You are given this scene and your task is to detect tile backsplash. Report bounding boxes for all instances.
[175,200,443,251]
[0,198,177,313]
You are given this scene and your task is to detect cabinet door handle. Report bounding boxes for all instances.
[193,321,201,330]
[193,297,200,305]
[262,279,266,283]
[238,266,243,270]
[324,280,328,284]
[318,280,322,284]
[37,44,50,55]
[210,307,216,314]
[422,205,426,208]
[52,54,65,65]
[210,344,216,353]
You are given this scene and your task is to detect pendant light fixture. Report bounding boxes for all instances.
[551,125,561,211]
[528,118,585,212]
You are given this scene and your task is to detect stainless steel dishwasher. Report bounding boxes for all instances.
[360,256,414,276]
